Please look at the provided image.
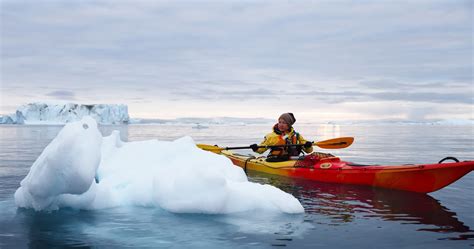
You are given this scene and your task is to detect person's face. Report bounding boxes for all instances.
[277,118,290,132]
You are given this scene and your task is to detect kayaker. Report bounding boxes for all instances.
[250,113,313,161]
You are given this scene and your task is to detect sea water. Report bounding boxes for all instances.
[0,124,473,248]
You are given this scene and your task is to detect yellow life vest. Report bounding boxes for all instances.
[255,124,313,157]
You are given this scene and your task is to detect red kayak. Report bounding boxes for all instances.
[220,151,474,193]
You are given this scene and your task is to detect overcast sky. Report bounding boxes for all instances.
[1,0,472,122]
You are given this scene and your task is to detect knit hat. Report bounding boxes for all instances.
[279,113,296,126]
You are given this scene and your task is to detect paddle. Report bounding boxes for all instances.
[197,137,354,154]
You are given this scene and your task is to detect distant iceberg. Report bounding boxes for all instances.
[432,119,474,126]
[0,114,16,124]
[0,102,129,125]
[192,123,209,129]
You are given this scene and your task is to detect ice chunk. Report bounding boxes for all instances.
[14,116,102,210]
[14,117,304,214]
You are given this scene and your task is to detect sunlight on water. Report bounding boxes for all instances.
[317,124,341,140]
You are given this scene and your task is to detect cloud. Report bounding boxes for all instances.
[1,0,472,120]
[45,90,76,100]
[2,1,471,80]
[369,91,472,104]
[359,80,449,90]
[165,85,471,105]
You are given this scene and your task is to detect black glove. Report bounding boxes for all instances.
[304,141,313,148]
[250,144,259,152]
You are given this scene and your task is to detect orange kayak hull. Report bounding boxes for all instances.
[221,151,474,193]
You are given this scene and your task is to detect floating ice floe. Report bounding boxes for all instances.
[14,116,304,214]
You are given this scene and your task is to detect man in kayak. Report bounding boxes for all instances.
[250,113,313,161]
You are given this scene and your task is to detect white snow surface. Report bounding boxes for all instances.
[14,117,304,214]
[2,102,129,124]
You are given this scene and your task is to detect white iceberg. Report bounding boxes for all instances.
[1,102,129,125]
[14,117,304,214]
[0,114,15,124]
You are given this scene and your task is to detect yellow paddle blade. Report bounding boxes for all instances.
[314,137,354,149]
[196,144,224,154]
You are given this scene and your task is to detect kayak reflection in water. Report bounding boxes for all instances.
[250,113,313,162]
[252,173,471,236]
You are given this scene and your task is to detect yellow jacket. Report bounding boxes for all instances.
[256,124,313,156]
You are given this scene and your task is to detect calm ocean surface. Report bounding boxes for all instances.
[0,124,473,249]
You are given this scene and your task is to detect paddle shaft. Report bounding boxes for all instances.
[224,139,352,151]
[197,137,354,153]
[224,144,308,151]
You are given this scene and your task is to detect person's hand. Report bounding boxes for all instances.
[250,144,259,152]
[304,141,313,148]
